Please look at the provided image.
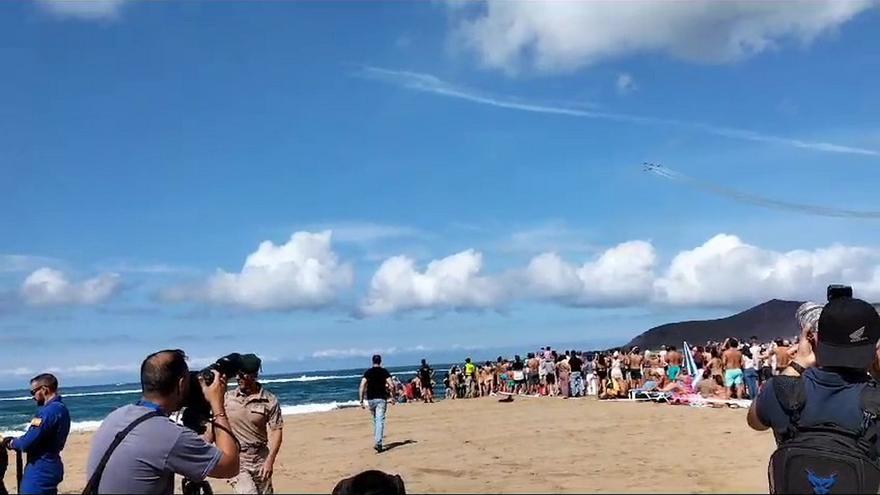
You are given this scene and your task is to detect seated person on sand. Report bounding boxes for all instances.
[695,370,729,400]
[599,377,626,399]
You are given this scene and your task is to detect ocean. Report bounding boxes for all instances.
[0,365,436,437]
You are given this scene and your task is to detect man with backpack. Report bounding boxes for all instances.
[747,293,880,494]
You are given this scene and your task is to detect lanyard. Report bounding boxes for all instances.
[135,399,164,415]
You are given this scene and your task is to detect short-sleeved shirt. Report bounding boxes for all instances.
[541,360,556,375]
[86,404,222,494]
[363,367,392,400]
[419,365,433,383]
[225,386,283,448]
[464,362,476,376]
[569,356,584,373]
[755,368,872,446]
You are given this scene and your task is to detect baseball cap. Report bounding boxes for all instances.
[239,353,262,374]
[816,297,880,369]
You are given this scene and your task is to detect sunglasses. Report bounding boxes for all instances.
[29,385,45,396]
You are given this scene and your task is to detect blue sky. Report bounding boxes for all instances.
[2,0,880,388]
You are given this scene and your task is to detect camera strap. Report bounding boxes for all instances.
[81,410,163,495]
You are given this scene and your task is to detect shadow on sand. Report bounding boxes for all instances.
[381,440,417,452]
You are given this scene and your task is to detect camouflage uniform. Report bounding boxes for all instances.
[225,386,283,494]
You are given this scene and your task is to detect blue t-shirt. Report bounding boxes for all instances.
[756,368,871,445]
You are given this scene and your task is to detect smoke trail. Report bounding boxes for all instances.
[645,164,880,219]
[358,66,880,157]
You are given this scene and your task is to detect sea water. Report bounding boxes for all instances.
[0,365,437,436]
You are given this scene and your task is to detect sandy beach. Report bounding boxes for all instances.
[3,397,775,494]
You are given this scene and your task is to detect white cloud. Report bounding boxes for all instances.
[525,241,657,306]
[20,268,121,306]
[35,0,127,20]
[359,233,880,315]
[0,254,61,273]
[162,231,353,311]
[450,0,876,73]
[360,249,507,316]
[654,234,880,306]
[616,73,636,95]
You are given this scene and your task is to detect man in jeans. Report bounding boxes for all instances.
[568,351,585,397]
[359,355,395,453]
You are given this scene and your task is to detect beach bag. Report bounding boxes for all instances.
[768,376,880,494]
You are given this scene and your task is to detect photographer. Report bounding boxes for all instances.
[747,290,880,494]
[85,349,240,494]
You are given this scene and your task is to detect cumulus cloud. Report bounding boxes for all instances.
[525,241,657,306]
[360,233,880,315]
[360,249,506,316]
[162,231,353,311]
[20,268,121,306]
[616,73,636,95]
[35,0,127,20]
[654,234,880,306]
[450,0,875,73]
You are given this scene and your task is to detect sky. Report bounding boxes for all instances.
[2,0,880,388]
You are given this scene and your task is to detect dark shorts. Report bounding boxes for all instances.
[528,372,540,385]
[630,369,642,380]
[546,374,556,385]
[597,370,608,380]
[420,376,431,389]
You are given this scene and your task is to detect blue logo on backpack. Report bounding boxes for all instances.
[807,469,838,494]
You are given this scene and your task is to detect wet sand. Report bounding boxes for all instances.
[3,396,775,493]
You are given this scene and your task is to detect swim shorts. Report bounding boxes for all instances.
[630,369,642,380]
[724,368,744,387]
[666,365,681,381]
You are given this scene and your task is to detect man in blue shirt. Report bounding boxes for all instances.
[2,374,70,495]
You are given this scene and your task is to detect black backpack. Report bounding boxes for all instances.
[769,375,880,494]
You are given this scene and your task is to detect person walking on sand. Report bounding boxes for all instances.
[359,355,395,453]
[722,338,745,399]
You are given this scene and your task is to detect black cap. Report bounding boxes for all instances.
[816,297,880,369]
[239,354,262,374]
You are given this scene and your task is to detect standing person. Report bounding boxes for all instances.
[418,359,434,403]
[541,356,557,396]
[773,339,792,375]
[85,349,240,494]
[2,374,70,495]
[748,295,880,494]
[741,346,759,400]
[463,358,477,398]
[221,354,283,495]
[665,346,683,382]
[628,348,644,389]
[569,351,585,398]
[583,354,596,396]
[510,356,526,395]
[722,339,745,399]
[527,353,540,395]
[556,354,570,398]
[359,355,395,453]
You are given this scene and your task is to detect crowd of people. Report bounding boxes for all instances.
[391,335,812,405]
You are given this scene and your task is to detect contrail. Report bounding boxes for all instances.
[644,163,880,219]
[358,66,879,157]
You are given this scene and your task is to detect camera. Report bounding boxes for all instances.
[181,353,244,433]
[827,284,853,302]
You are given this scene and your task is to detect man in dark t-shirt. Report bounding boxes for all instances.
[359,355,395,453]
[418,359,434,404]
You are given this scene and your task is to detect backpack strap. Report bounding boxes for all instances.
[858,381,880,457]
[772,375,806,441]
[82,411,163,495]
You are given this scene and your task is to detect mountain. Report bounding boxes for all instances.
[624,299,804,350]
